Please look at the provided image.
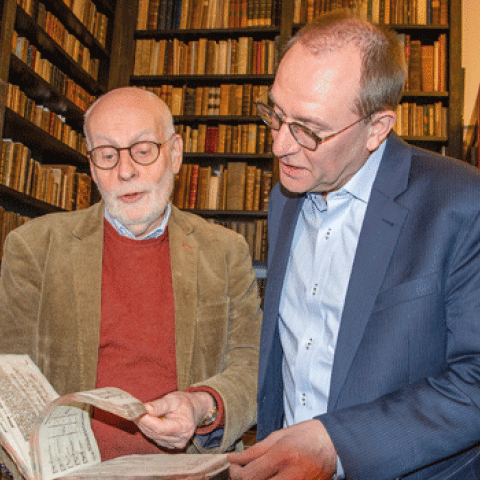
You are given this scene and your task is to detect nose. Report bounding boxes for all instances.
[272,122,300,158]
[117,149,138,181]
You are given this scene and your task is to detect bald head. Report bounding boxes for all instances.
[84,87,175,150]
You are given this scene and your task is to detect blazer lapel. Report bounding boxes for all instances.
[168,207,198,392]
[259,193,304,390]
[328,134,412,410]
[71,201,104,391]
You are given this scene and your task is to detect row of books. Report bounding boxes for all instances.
[173,162,273,211]
[132,34,445,93]
[137,0,278,31]
[133,37,277,76]
[143,84,268,116]
[292,0,447,26]
[36,3,101,80]
[399,34,447,93]
[17,0,109,49]
[393,101,448,137]
[6,83,87,156]
[0,140,92,211]
[12,32,96,112]
[0,207,30,261]
[175,123,272,155]
[58,0,109,47]
[374,0,448,25]
[211,218,268,262]
[293,0,367,23]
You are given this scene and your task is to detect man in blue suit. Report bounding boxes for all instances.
[228,10,480,480]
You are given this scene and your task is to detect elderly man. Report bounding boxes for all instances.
[0,87,261,473]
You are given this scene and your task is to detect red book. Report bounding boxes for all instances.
[188,164,200,209]
[205,126,219,153]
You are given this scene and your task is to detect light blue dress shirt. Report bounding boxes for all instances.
[279,141,386,477]
[104,203,171,239]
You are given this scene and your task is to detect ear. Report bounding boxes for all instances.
[88,159,99,186]
[169,134,183,174]
[366,110,397,152]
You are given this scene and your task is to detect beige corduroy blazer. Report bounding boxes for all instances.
[0,201,262,459]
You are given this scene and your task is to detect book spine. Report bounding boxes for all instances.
[188,164,200,209]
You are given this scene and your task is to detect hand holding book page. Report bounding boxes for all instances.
[0,355,229,480]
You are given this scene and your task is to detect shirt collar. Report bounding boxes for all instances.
[306,139,386,207]
[104,203,171,240]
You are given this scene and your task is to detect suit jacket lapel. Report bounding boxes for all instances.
[168,207,198,392]
[259,193,304,391]
[328,134,412,410]
[71,201,104,391]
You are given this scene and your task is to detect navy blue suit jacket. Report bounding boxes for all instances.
[257,133,480,479]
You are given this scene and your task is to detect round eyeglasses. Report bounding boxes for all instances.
[255,102,371,151]
[87,135,174,170]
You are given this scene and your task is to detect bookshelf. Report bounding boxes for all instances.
[0,0,465,259]
[0,0,133,255]
[128,0,285,264]
[125,0,463,266]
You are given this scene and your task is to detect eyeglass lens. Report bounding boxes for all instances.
[256,103,318,150]
[91,141,160,169]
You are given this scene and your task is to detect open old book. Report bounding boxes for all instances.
[0,355,229,480]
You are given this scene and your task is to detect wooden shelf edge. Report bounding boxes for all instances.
[4,108,89,167]
[182,209,268,218]
[182,153,274,161]
[130,74,275,87]
[0,184,64,214]
[135,26,281,40]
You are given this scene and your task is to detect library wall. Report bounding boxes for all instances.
[0,0,468,263]
[0,0,118,257]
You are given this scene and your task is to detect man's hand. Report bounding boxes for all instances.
[136,391,215,450]
[228,420,337,480]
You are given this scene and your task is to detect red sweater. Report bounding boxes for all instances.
[92,220,177,460]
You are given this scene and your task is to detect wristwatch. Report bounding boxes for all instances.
[198,396,218,427]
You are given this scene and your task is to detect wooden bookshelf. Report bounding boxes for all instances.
[0,0,127,235]
[0,0,465,260]
[126,0,283,266]
[122,0,464,269]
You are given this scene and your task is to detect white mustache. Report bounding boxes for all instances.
[113,186,150,197]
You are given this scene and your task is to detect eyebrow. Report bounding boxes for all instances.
[268,92,331,130]
[92,130,156,146]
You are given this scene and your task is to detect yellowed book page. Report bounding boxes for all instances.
[0,355,59,480]
[32,387,147,480]
[59,453,229,479]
